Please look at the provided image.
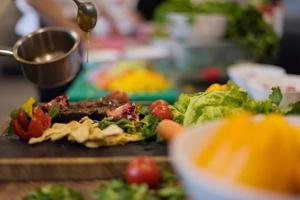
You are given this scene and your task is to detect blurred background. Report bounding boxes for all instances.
[0,0,299,124]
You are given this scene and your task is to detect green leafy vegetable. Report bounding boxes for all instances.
[92,180,157,200]
[226,5,279,63]
[97,106,160,142]
[92,171,185,200]
[285,102,300,115]
[172,82,282,127]
[10,109,19,120]
[49,104,60,118]
[155,0,279,63]
[268,87,283,106]
[23,184,84,200]
[7,122,14,136]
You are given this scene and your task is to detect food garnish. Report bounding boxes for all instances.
[196,113,300,193]
[11,105,51,140]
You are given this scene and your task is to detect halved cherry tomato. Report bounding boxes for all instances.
[150,100,169,110]
[12,119,30,140]
[33,106,51,129]
[152,105,173,120]
[17,110,30,130]
[28,117,44,138]
[125,156,160,188]
[40,113,51,129]
[33,106,44,119]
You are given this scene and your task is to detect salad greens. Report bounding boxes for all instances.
[155,0,279,63]
[23,184,84,200]
[92,171,185,200]
[171,83,282,127]
[23,172,185,200]
[97,106,160,142]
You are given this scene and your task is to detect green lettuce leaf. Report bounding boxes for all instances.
[268,87,283,105]
[284,102,300,115]
[172,82,282,127]
[182,83,248,126]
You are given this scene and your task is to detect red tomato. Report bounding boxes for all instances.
[125,156,160,188]
[28,117,44,138]
[150,100,169,110]
[151,105,173,120]
[12,119,30,140]
[33,106,51,129]
[109,90,129,102]
[201,67,221,82]
[40,113,51,129]
[33,106,44,119]
[17,110,30,130]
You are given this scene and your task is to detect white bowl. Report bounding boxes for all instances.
[189,14,227,43]
[170,116,300,200]
[227,63,286,91]
[247,74,300,106]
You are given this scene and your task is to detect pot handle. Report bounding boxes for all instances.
[0,46,14,57]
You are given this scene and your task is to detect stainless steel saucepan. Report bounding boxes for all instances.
[0,27,81,88]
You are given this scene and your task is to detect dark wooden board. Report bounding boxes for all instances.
[0,132,169,181]
[0,136,167,158]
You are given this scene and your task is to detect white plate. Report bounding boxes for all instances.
[227,63,286,91]
[247,74,300,106]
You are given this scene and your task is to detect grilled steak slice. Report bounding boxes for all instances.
[52,98,122,123]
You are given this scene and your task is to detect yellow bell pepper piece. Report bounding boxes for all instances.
[21,97,37,118]
[206,83,227,92]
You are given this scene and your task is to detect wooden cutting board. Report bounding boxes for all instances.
[0,124,169,181]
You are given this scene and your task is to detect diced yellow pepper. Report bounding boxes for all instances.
[21,97,37,118]
[206,83,227,92]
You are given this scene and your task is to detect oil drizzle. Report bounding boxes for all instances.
[86,31,90,63]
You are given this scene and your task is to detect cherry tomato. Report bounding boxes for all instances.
[17,110,30,130]
[201,67,221,82]
[12,119,30,140]
[33,106,44,119]
[150,100,169,110]
[33,106,51,129]
[151,105,173,120]
[109,90,129,103]
[40,113,51,129]
[125,156,160,188]
[28,117,44,138]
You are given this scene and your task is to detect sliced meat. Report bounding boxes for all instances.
[52,98,122,123]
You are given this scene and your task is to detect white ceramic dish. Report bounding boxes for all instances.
[189,14,227,43]
[227,63,286,90]
[247,74,300,106]
[170,116,300,200]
